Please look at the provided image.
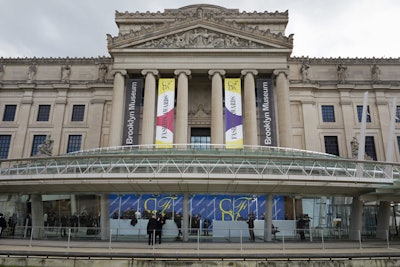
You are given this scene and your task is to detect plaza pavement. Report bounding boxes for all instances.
[0,238,400,260]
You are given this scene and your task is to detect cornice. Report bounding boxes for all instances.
[290,57,400,65]
[0,57,113,65]
[109,6,292,49]
[116,5,288,21]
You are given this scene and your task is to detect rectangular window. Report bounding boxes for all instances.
[324,136,339,156]
[321,105,335,122]
[0,135,11,159]
[190,128,211,150]
[365,136,377,161]
[397,136,400,154]
[71,105,85,122]
[31,135,47,156]
[357,105,371,123]
[37,105,51,121]
[396,106,400,123]
[67,135,82,153]
[3,105,17,121]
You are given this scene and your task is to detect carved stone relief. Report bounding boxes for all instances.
[137,28,265,49]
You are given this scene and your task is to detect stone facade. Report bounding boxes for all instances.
[0,4,400,162]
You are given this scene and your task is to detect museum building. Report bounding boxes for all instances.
[0,5,399,241]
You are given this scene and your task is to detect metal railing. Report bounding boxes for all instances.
[5,224,399,252]
[0,144,398,181]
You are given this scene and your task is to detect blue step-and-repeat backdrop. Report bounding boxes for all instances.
[110,194,284,221]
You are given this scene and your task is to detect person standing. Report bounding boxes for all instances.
[147,213,157,245]
[247,212,255,241]
[9,213,17,236]
[155,213,165,244]
[174,212,182,240]
[203,218,211,236]
[297,215,307,241]
[0,213,7,237]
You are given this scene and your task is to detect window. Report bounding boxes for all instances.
[37,105,51,121]
[190,128,211,150]
[0,135,11,159]
[357,105,371,123]
[324,136,339,156]
[31,135,47,156]
[67,135,82,153]
[396,106,400,123]
[3,105,16,121]
[321,105,335,122]
[365,136,377,161]
[397,136,400,154]
[71,105,85,122]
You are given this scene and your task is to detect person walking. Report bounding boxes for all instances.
[247,212,255,241]
[147,213,157,245]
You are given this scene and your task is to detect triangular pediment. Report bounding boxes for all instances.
[108,17,293,51]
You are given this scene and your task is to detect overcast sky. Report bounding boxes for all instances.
[0,0,399,59]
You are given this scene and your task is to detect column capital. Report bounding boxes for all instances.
[208,69,226,78]
[111,69,127,76]
[141,69,159,77]
[241,69,258,77]
[273,69,289,77]
[174,69,191,77]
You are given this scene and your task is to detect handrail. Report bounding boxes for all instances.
[0,145,398,180]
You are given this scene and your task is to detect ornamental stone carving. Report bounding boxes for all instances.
[108,5,293,50]
[137,28,264,49]
[300,61,310,83]
[61,64,71,83]
[371,64,380,81]
[0,64,4,81]
[337,63,347,83]
[27,63,37,83]
[98,63,108,82]
[37,135,54,157]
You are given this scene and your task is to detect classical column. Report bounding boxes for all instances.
[349,196,363,240]
[100,194,110,240]
[174,70,191,148]
[376,201,391,239]
[141,70,159,147]
[273,69,292,148]
[108,70,127,147]
[264,194,273,242]
[31,194,44,238]
[209,70,225,147]
[182,193,189,242]
[241,70,258,146]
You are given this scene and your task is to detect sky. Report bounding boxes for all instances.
[0,0,399,59]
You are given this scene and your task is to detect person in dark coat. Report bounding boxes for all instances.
[0,213,7,237]
[147,213,157,245]
[174,212,182,239]
[247,212,255,241]
[297,216,307,241]
[155,214,166,244]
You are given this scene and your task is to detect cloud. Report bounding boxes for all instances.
[0,0,398,58]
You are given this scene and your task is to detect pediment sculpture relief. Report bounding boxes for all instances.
[137,28,265,49]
